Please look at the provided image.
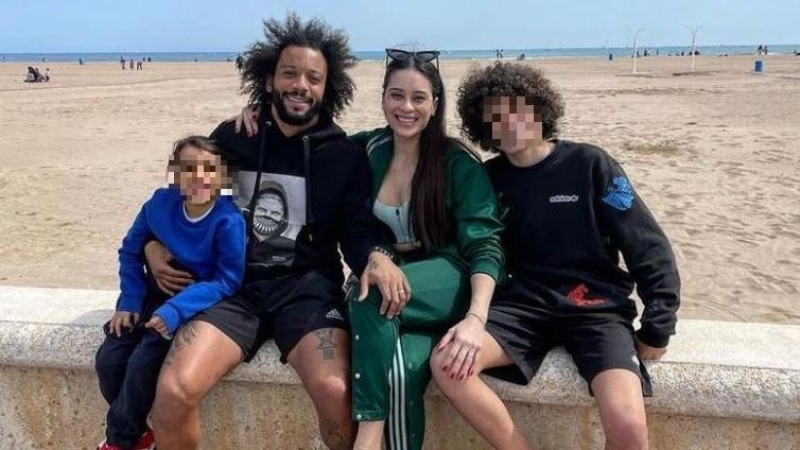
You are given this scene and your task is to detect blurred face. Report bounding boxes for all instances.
[268,45,327,126]
[483,96,543,155]
[173,146,225,206]
[252,190,287,240]
[382,68,437,140]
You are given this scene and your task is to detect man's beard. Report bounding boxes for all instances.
[272,89,322,126]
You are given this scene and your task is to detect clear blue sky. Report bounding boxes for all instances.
[2,0,798,53]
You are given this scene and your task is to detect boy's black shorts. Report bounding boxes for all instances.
[193,270,348,363]
[484,281,653,397]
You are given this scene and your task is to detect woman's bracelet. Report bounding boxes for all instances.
[466,311,487,326]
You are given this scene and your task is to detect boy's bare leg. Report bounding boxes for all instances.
[287,328,355,450]
[431,332,535,450]
[152,321,243,450]
[591,369,649,450]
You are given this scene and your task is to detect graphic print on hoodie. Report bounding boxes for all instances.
[237,172,306,267]
[209,109,381,284]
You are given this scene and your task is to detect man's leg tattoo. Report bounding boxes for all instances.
[163,321,198,367]
[313,329,337,360]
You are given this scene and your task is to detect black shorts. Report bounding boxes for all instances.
[193,270,348,363]
[484,282,652,397]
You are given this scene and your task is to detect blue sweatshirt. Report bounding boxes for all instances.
[117,187,246,333]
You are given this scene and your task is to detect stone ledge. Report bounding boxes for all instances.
[1,285,799,427]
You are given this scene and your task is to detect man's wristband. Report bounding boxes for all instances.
[369,245,396,263]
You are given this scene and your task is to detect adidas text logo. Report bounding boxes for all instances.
[549,195,580,203]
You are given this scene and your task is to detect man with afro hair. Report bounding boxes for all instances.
[144,13,405,450]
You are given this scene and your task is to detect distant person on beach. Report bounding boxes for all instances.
[120,57,126,70]
[129,59,134,70]
[430,62,680,449]
[24,67,36,82]
[94,136,246,450]
[757,44,764,55]
[145,13,404,450]
[764,45,769,55]
[44,68,50,82]
[79,57,85,65]
[233,46,504,450]
[235,53,244,71]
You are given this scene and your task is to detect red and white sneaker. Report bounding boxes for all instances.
[97,441,122,450]
[133,427,156,450]
[97,428,155,450]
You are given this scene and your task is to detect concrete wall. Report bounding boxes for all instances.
[1,286,799,450]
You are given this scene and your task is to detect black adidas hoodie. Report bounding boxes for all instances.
[487,140,681,348]
[210,111,380,287]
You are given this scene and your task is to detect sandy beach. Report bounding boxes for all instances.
[0,54,798,324]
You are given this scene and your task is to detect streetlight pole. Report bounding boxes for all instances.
[687,26,702,72]
[629,28,644,74]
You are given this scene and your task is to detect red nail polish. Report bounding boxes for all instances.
[442,366,448,371]
[449,373,454,379]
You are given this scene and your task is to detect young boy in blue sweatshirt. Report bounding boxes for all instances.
[94,136,246,450]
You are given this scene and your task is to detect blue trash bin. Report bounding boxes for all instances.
[754,60,764,73]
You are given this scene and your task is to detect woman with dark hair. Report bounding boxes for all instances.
[346,50,503,450]
[235,49,504,450]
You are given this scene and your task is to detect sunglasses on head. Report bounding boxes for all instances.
[385,48,441,69]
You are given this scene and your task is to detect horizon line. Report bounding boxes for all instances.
[2,42,799,55]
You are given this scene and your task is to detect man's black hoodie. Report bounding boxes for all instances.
[210,111,380,287]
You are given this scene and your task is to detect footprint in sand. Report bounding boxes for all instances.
[680,248,699,260]
[750,272,799,295]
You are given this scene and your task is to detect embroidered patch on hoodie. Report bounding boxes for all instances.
[602,176,634,211]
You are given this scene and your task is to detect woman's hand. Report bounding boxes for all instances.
[144,241,193,295]
[435,313,486,381]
